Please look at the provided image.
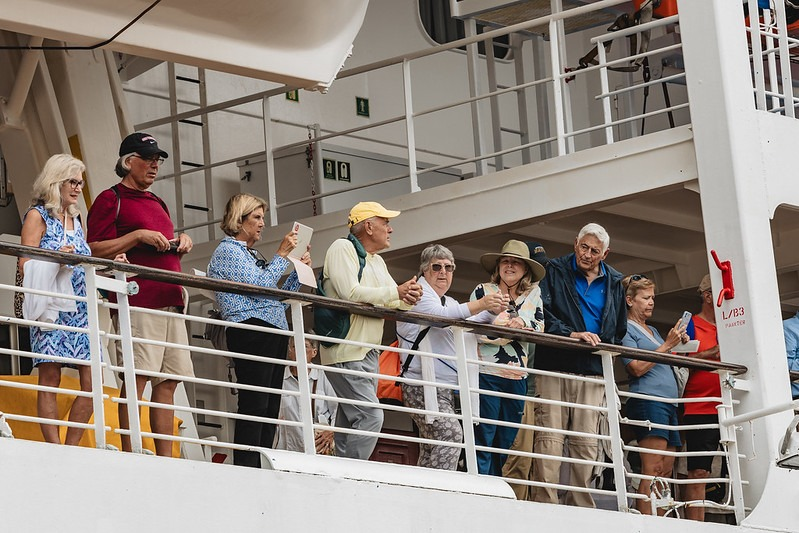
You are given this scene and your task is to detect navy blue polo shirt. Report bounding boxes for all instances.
[572,255,607,334]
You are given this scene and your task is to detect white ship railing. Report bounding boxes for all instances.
[127,0,689,236]
[745,0,799,116]
[0,242,773,523]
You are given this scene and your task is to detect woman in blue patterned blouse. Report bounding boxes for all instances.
[208,193,311,467]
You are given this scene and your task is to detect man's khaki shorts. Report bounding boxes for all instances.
[114,307,194,385]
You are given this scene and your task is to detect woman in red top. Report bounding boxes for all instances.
[682,275,723,522]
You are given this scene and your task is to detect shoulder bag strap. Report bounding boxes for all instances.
[398,326,432,379]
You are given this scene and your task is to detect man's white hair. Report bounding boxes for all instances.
[577,222,610,252]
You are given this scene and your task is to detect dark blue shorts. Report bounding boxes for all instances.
[625,397,682,448]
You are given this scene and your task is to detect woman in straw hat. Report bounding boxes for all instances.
[470,239,545,476]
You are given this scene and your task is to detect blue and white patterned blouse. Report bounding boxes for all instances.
[208,236,300,329]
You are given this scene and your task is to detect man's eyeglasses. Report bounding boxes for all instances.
[248,247,269,269]
[430,263,455,273]
[64,179,84,190]
[630,274,648,281]
[578,242,603,257]
[133,154,165,165]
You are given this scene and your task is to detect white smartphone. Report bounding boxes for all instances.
[289,221,313,259]
[678,310,692,329]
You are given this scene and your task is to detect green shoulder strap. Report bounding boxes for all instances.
[317,234,368,294]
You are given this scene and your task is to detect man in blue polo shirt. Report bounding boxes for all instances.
[531,223,627,507]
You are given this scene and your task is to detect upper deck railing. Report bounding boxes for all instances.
[128,0,689,235]
[0,241,773,523]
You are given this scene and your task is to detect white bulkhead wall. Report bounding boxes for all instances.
[680,0,799,527]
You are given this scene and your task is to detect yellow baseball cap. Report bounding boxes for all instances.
[347,201,401,228]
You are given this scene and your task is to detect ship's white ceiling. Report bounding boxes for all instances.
[0,0,369,90]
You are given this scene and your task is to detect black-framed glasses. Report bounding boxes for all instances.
[630,274,648,281]
[133,154,165,165]
[64,178,84,190]
[247,247,269,269]
[430,263,455,272]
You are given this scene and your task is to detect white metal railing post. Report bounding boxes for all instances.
[553,3,575,154]
[763,8,781,112]
[464,18,489,177]
[114,271,143,453]
[717,371,746,523]
[549,19,567,156]
[289,301,315,455]
[453,326,478,474]
[262,95,279,226]
[600,351,629,512]
[747,0,767,111]
[83,266,107,448]
[313,123,323,198]
[596,35,615,145]
[167,62,186,231]
[401,59,420,192]
[773,0,796,117]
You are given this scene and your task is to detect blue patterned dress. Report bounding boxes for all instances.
[29,205,94,366]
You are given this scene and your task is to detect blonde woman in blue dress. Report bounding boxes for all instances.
[20,154,125,445]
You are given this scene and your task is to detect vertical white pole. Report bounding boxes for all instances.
[549,19,567,156]
[600,352,629,512]
[84,266,107,448]
[453,327,478,474]
[717,372,746,523]
[289,302,315,455]
[262,96,278,226]
[115,271,143,453]
[464,19,488,176]
[596,36,615,145]
[402,60,420,193]
[748,0,767,111]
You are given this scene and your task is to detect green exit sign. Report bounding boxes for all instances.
[356,96,370,117]
[285,89,299,102]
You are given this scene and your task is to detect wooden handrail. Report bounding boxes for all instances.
[0,240,748,376]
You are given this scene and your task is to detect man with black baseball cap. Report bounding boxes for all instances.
[118,132,169,160]
[87,132,194,457]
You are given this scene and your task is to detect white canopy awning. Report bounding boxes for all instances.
[0,0,369,90]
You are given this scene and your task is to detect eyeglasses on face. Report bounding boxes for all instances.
[133,154,165,165]
[630,274,648,281]
[430,263,455,273]
[247,247,269,269]
[64,179,84,190]
[578,242,603,257]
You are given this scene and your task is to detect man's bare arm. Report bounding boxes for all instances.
[89,229,171,259]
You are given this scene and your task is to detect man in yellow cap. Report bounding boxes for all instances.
[318,201,423,459]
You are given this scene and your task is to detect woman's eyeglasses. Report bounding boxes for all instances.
[430,263,455,272]
[247,247,269,269]
[64,179,84,190]
[630,274,648,281]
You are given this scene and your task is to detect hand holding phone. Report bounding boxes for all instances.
[678,311,692,330]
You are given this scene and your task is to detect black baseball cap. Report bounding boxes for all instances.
[118,132,169,158]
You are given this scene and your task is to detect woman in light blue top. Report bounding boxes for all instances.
[621,274,688,514]
[208,193,311,467]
